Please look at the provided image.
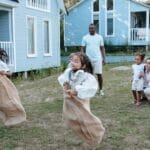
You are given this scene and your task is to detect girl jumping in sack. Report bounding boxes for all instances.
[0,48,26,126]
[58,52,105,148]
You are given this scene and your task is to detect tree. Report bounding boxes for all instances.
[64,0,81,8]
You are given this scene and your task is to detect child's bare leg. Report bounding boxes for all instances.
[136,91,142,106]
[132,90,137,104]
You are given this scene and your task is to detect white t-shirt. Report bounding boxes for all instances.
[0,60,9,71]
[81,33,104,62]
[132,63,145,81]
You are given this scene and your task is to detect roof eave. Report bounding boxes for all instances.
[130,0,150,9]
[0,0,19,7]
[57,0,67,14]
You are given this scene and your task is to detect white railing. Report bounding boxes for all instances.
[0,42,14,65]
[130,28,147,42]
[27,0,49,10]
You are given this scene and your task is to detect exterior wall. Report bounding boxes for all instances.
[13,0,60,72]
[64,0,92,46]
[0,11,10,41]
[64,0,149,46]
[101,0,129,45]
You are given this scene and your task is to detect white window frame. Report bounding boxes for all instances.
[26,15,37,57]
[105,0,115,37]
[43,19,52,56]
[26,0,50,12]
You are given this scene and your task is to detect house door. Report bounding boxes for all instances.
[0,9,14,65]
[0,10,12,41]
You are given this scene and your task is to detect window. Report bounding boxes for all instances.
[93,14,99,33]
[107,0,113,11]
[27,16,36,56]
[43,20,50,55]
[27,0,50,11]
[106,0,114,36]
[107,18,113,35]
[93,0,99,12]
[93,0,100,33]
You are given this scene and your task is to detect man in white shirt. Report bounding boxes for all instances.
[81,24,106,96]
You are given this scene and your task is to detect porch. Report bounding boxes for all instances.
[0,9,14,66]
[129,11,150,45]
[0,42,14,65]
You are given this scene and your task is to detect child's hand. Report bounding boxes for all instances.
[0,71,6,75]
[63,82,71,91]
[139,72,144,78]
[66,89,77,97]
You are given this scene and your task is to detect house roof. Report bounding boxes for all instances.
[66,0,150,13]
[10,0,19,2]
[131,0,150,8]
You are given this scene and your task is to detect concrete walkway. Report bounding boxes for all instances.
[61,55,134,64]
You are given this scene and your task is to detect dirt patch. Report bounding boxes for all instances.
[111,66,131,71]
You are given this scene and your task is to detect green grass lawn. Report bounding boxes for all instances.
[0,63,150,150]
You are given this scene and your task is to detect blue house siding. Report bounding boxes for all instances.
[0,11,10,41]
[64,0,150,47]
[103,0,129,45]
[13,0,61,72]
[64,0,92,46]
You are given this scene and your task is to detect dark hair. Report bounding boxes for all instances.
[0,48,8,62]
[135,52,145,61]
[71,52,93,74]
[89,23,96,28]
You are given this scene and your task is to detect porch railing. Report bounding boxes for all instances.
[0,42,14,65]
[130,28,147,42]
[27,0,49,10]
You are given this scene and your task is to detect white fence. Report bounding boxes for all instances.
[130,28,147,42]
[0,42,14,65]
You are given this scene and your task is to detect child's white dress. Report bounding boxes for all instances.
[0,60,26,126]
[58,68,105,146]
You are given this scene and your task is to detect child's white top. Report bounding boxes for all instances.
[0,60,9,71]
[58,68,98,100]
[132,63,145,81]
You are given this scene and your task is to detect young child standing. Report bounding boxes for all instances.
[0,49,26,126]
[132,53,145,106]
[58,52,105,148]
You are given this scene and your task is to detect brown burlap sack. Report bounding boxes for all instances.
[63,92,105,147]
[0,75,26,126]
